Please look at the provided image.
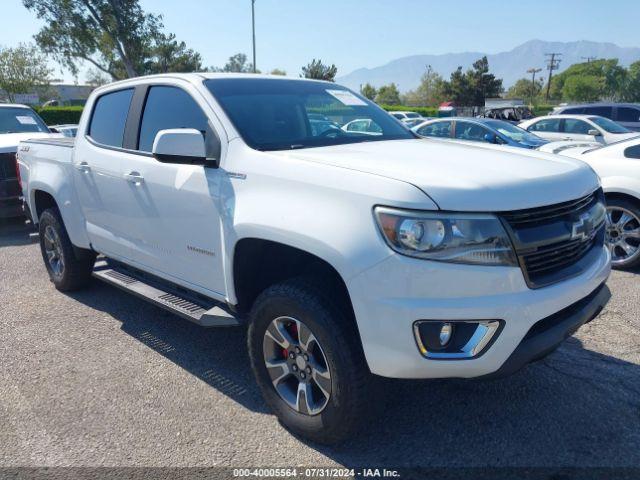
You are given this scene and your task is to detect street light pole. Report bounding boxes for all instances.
[251,0,257,73]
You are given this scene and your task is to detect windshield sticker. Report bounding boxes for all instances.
[16,115,37,125]
[326,89,367,106]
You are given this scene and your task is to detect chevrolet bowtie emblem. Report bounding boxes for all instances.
[571,213,593,241]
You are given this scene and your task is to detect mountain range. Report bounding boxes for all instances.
[336,40,640,92]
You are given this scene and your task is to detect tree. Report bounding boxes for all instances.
[505,77,543,102]
[0,43,52,102]
[23,0,202,80]
[220,53,256,73]
[270,68,286,76]
[301,59,337,81]
[622,61,640,102]
[145,33,203,74]
[549,58,626,102]
[85,68,110,86]
[403,65,446,106]
[441,56,503,106]
[375,83,401,105]
[360,83,377,100]
[562,75,604,102]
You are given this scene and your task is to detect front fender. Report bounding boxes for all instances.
[601,176,640,203]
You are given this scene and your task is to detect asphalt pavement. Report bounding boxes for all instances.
[1,218,639,471]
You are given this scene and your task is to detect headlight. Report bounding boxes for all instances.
[374,207,517,266]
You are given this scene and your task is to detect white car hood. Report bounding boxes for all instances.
[612,132,639,142]
[271,139,600,211]
[0,132,61,153]
[538,140,602,156]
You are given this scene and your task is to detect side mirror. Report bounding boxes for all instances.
[483,132,497,143]
[152,128,212,165]
[49,127,60,134]
[588,129,602,137]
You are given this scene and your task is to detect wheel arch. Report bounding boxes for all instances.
[604,190,640,208]
[32,189,59,221]
[232,237,357,327]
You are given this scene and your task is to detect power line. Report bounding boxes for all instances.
[544,53,562,102]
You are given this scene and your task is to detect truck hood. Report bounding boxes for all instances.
[271,139,599,211]
[0,132,61,153]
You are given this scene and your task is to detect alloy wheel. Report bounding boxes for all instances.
[43,225,65,277]
[262,316,332,415]
[606,206,640,267]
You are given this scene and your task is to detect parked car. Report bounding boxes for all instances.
[18,74,611,443]
[49,124,78,138]
[0,104,56,219]
[519,114,637,144]
[538,137,640,268]
[551,103,640,132]
[389,111,423,120]
[402,117,432,128]
[412,117,549,149]
[480,105,535,124]
[341,118,382,135]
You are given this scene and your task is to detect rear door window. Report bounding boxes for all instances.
[617,107,640,123]
[583,106,613,118]
[88,89,134,148]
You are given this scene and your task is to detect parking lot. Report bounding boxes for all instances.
[1,218,639,470]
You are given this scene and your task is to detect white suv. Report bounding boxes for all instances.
[18,74,611,443]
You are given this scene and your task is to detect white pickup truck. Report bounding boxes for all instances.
[18,74,611,443]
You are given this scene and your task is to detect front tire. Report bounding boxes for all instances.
[605,197,640,269]
[248,277,370,444]
[39,208,96,291]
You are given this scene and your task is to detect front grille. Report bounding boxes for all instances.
[0,152,17,180]
[501,193,596,227]
[500,189,606,289]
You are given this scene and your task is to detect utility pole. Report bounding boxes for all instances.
[251,0,257,73]
[526,67,542,105]
[544,53,562,102]
[581,56,597,63]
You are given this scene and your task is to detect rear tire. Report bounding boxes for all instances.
[39,208,96,291]
[248,277,370,444]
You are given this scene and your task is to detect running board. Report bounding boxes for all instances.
[92,260,240,327]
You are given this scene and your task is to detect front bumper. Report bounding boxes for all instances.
[480,282,610,379]
[348,245,611,379]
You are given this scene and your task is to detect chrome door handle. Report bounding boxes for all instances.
[124,172,144,185]
[75,162,91,173]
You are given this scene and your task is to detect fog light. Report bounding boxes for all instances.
[439,322,453,346]
[413,320,502,359]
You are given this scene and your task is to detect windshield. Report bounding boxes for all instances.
[204,78,414,151]
[588,116,630,134]
[0,107,49,134]
[485,120,544,143]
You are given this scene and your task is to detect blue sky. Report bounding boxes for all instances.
[3,0,640,83]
